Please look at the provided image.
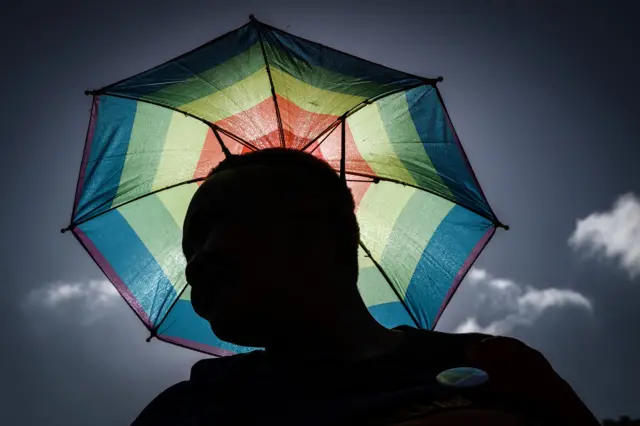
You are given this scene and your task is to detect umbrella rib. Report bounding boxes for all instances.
[430,226,497,330]
[300,81,430,153]
[85,92,259,151]
[69,96,508,230]
[64,177,205,231]
[214,125,259,151]
[301,81,508,229]
[151,284,189,338]
[95,22,254,95]
[255,21,286,148]
[259,20,442,87]
[346,170,505,228]
[70,229,155,331]
[434,86,498,220]
[156,335,229,358]
[346,177,377,183]
[358,240,419,328]
[340,114,347,181]
[308,120,342,154]
[212,126,232,157]
[70,99,99,226]
[74,218,224,356]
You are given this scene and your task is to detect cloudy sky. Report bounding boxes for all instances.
[2,0,639,424]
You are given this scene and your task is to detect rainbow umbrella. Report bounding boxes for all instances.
[63,16,507,356]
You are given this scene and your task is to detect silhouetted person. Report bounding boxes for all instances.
[132,148,599,425]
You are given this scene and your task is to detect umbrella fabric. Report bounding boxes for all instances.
[68,18,501,356]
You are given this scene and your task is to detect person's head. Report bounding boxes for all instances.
[182,148,361,347]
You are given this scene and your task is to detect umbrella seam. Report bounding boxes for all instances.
[68,177,206,229]
[341,170,500,226]
[300,81,429,152]
[153,284,189,336]
[86,92,259,152]
[308,120,342,154]
[255,21,286,148]
[95,22,254,94]
[70,98,99,222]
[431,226,497,329]
[434,87,499,221]
[358,240,419,328]
[340,114,347,181]
[70,228,154,330]
[258,20,442,87]
[65,171,500,231]
[212,126,232,157]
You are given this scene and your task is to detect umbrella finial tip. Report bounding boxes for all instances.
[249,14,256,21]
[146,328,158,342]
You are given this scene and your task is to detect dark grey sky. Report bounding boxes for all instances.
[2,1,639,424]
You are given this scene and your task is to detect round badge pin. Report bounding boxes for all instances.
[436,367,489,388]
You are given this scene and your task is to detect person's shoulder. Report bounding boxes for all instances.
[396,325,493,346]
[130,351,267,426]
[130,381,197,426]
[393,325,494,365]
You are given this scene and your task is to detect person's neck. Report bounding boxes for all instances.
[265,300,406,363]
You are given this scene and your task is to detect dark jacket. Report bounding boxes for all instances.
[131,327,599,425]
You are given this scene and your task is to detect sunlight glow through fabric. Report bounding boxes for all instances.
[64,17,506,356]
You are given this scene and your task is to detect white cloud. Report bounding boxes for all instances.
[455,317,486,334]
[467,268,488,282]
[518,288,592,313]
[487,278,516,291]
[26,280,119,323]
[454,268,593,335]
[569,193,640,279]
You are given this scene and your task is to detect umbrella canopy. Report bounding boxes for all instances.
[65,16,505,356]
